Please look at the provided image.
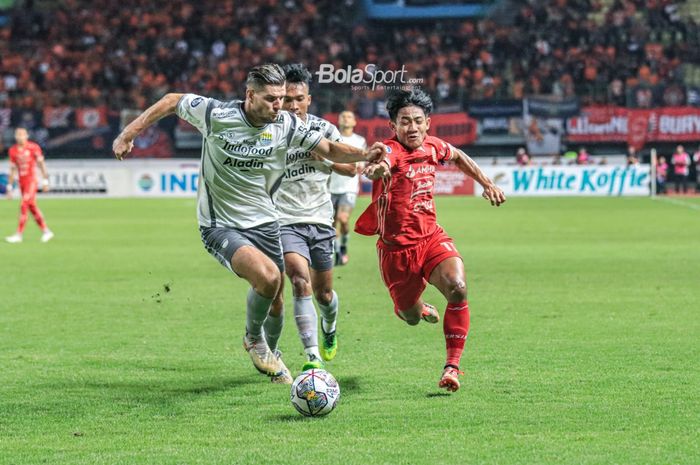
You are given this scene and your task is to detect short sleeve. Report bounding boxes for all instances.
[384,144,400,169]
[176,94,211,135]
[324,123,342,143]
[288,114,323,152]
[440,141,456,163]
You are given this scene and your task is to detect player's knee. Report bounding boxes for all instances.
[314,288,333,306]
[290,274,311,297]
[445,278,467,302]
[256,267,281,298]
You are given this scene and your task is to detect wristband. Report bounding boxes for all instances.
[322,159,334,168]
[42,178,49,187]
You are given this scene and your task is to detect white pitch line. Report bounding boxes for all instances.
[652,196,700,212]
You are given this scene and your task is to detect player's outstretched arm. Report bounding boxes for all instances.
[112,93,184,160]
[329,162,360,177]
[37,158,49,192]
[312,139,387,164]
[6,165,16,199]
[451,146,506,207]
[310,152,358,177]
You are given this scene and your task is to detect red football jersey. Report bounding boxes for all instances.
[9,141,43,180]
[356,135,454,246]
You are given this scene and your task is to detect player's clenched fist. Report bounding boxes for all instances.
[112,135,134,161]
[365,142,387,163]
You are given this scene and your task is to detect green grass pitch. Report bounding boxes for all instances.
[1,196,698,465]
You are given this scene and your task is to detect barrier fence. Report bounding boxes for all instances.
[1,160,651,198]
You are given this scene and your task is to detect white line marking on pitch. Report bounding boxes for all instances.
[652,196,700,212]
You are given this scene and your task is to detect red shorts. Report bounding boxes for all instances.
[377,227,462,312]
[19,179,37,202]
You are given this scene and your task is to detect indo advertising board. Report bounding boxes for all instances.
[133,165,200,197]
[479,165,650,196]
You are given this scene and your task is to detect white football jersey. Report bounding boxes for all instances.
[274,113,341,227]
[176,94,323,229]
[329,132,367,194]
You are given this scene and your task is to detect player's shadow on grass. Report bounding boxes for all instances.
[77,376,259,402]
[274,414,331,422]
[336,376,360,395]
[426,391,451,398]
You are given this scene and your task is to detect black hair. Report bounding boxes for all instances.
[246,63,286,90]
[282,63,312,87]
[386,89,433,121]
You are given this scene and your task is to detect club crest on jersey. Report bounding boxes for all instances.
[259,132,273,146]
[406,165,416,179]
[386,146,392,153]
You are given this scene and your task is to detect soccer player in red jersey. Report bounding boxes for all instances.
[5,127,53,243]
[356,89,505,392]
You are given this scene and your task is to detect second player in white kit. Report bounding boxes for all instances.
[271,64,359,378]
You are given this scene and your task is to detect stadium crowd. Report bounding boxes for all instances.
[0,0,698,112]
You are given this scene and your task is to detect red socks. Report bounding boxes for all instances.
[443,301,470,368]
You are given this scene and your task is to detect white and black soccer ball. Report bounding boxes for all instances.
[290,369,340,417]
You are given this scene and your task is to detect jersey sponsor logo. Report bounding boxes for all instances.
[215,109,238,119]
[223,157,264,169]
[284,163,316,179]
[413,199,434,212]
[191,97,203,108]
[286,150,313,164]
[406,165,416,179]
[415,165,435,175]
[411,179,434,199]
[217,134,275,156]
[219,140,274,157]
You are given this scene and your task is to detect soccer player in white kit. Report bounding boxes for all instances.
[271,64,358,379]
[112,64,386,382]
[329,111,367,266]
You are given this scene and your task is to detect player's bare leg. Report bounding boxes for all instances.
[232,246,283,376]
[27,197,52,242]
[310,268,338,361]
[284,252,323,370]
[334,206,352,265]
[429,257,470,392]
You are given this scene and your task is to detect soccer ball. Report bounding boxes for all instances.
[290,369,340,417]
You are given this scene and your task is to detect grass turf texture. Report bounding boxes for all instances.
[1,196,698,465]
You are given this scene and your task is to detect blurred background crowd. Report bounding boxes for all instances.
[1,0,699,112]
